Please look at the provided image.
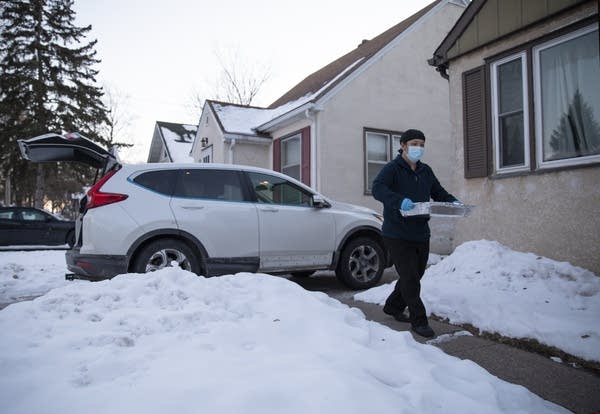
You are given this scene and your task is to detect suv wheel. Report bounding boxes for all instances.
[133,239,202,274]
[336,237,384,290]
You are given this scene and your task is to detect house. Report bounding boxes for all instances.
[148,121,197,163]
[428,0,600,273]
[191,0,469,253]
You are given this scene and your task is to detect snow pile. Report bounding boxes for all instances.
[0,268,566,413]
[356,240,600,362]
[0,250,87,305]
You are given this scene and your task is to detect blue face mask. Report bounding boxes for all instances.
[407,146,424,162]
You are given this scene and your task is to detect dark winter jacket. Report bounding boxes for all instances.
[372,154,456,242]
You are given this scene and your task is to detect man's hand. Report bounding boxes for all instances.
[400,198,414,211]
[452,200,463,206]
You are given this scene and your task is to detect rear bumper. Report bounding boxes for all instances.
[66,249,128,281]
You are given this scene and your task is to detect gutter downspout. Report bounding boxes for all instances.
[305,107,322,191]
[228,138,236,164]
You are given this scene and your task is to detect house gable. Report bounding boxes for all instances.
[431,0,589,69]
[148,121,196,163]
[269,0,452,110]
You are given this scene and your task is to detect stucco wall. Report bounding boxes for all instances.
[232,141,270,168]
[447,2,600,273]
[314,2,467,253]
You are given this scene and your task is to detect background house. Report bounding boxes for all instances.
[192,0,469,253]
[148,121,197,163]
[429,0,599,273]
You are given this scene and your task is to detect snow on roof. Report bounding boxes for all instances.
[157,121,197,162]
[211,58,364,136]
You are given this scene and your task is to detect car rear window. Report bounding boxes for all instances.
[133,170,177,195]
[173,169,245,202]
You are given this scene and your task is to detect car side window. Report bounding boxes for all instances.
[21,209,47,221]
[247,172,312,207]
[0,210,16,220]
[173,169,245,202]
[133,170,177,195]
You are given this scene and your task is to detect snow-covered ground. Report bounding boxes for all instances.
[0,240,597,413]
[356,240,600,363]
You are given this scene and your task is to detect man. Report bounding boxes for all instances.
[372,129,458,338]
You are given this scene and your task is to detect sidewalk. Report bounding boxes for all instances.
[339,297,600,414]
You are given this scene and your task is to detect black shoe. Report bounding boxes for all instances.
[383,305,410,323]
[412,324,435,338]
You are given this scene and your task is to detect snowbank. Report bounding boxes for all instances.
[0,268,566,413]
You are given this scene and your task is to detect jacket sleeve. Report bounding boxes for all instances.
[372,163,403,210]
[430,169,457,202]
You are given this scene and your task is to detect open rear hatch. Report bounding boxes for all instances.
[18,132,118,172]
[18,132,121,252]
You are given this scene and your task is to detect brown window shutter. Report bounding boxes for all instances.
[273,138,281,172]
[462,66,489,178]
[301,127,311,186]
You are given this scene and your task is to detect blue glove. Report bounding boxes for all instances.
[400,198,414,211]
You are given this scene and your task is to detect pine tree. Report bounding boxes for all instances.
[549,90,600,161]
[0,0,113,208]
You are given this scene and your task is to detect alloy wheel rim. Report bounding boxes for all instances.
[348,245,379,282]
[145,248,191,272]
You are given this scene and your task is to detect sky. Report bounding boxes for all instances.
[73,0,441,163]
[3,240,595,413]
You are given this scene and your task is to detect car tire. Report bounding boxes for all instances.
[290,270,316,278]
[335,237,384,290]
[66,230,75,248]
[133,238,202,275]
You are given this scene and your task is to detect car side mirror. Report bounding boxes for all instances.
[312,194,330,209]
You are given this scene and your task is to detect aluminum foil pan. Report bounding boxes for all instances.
[400,202,475,217]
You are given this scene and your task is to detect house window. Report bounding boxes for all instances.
[491,53,530,173]
[201,145,213,163]
[281,134,301,180]
[465,23,599,177]
[533,25,600,168]
[364,129,403,192]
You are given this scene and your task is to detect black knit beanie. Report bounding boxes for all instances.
[400,129,426,144]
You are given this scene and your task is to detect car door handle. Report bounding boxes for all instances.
[260,207,278,213]
[180,206,205,210]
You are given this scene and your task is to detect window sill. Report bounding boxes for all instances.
[488,160,600,180]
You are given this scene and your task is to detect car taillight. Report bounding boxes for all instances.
[86,169,128,209]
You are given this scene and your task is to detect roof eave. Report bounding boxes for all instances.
[255,101,316,133]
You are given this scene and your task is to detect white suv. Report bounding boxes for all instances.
[19,133,389,289]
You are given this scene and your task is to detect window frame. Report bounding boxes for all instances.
[490,51,531,174]
[280,133,301,181]
[246,171,313,207]
[532,23,600,170]
[482,22,600,178]
[363,128,403,194]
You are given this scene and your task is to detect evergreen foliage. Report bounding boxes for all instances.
[0,0,120,210]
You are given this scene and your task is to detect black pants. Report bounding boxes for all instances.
[383,237,430,327]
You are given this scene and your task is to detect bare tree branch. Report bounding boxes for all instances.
[212,46,271,106]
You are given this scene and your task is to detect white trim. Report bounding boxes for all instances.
[490,52,530,175]
[256,102,314,132]
[365,130,392,192]
[281,133,302,181]
[223,133,272,145]
[533,23,600,170]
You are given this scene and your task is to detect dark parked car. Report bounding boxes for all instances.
[0,207,75,247]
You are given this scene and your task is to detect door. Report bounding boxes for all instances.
[18,208,52,245]
[169,168,259,260]
[246,172,336,271]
